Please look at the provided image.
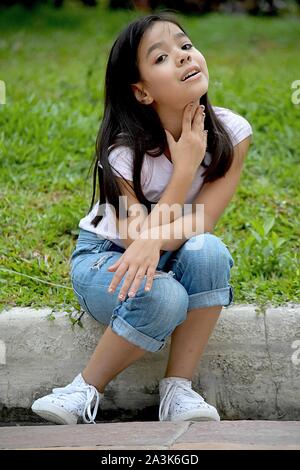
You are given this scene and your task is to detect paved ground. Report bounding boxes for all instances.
[0,421,299,450]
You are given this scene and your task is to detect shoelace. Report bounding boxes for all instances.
[52,382,100,424]
[159,380,205,421]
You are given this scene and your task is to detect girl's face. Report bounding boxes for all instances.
[132,21,209,111]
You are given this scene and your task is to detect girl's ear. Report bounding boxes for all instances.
[131,84,143,103]
[131,84,153,105]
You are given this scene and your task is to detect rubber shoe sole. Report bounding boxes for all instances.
[168,408,220,422]
[31,401,78,425]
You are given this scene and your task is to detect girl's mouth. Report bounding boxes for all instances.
[182,71,202,82]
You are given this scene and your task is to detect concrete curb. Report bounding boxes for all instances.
[0,304,299,421]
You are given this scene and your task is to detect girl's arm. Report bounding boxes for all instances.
[140,136,252,252]
[117,103,206,248]
[138,166,196,233]
[116,167,195,249]
[107,136,251,298]
[138,102,206,236]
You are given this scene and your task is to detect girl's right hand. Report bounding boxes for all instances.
[164,102,207,175]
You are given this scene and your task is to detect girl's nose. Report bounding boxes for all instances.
[178,52,191,66]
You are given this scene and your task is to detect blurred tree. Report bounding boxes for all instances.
[0,0,98,8]
[108,0,294,16]
[132,0,152,10]
[108,0,132,8]
[0,0,295,15]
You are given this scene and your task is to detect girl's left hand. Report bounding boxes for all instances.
[106,238,162,301]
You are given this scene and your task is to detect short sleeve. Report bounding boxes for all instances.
[229,112,253,146]
[108,145,134,181]
[99,145,149,186]
[213,106,253,147]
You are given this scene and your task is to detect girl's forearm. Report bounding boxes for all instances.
[138,168,195,234]
[139,207,212,252]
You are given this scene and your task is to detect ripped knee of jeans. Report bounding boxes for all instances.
[153,270,176,279]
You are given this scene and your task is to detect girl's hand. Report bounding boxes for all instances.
[106,238,162,301]
[164,102,207,175]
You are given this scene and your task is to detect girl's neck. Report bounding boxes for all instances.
[163,145,172,162]
[153,103,184,151]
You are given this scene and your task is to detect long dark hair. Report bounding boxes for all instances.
[89,12,234,227]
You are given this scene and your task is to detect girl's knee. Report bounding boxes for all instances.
[124,275,188,332]
[181,233,234,272]
[156,276,189,329]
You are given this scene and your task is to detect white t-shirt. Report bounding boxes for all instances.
[79,106,253,248]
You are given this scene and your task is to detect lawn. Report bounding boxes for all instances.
[0,1,299,316]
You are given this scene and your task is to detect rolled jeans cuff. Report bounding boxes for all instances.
[110,314,166,353]
[188,286,234,310]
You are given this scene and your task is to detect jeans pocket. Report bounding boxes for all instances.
[70,244,101,272]
[73,242,104,256]
[90,252,116,271]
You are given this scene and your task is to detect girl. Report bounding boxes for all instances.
[32,12,252,425]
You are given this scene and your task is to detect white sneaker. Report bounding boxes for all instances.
[31,373,103,425]
[159,377,220,422]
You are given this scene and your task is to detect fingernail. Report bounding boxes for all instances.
[128,292,135,297]
[108,288,113,293]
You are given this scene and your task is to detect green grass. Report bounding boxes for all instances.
[0,1,299,314]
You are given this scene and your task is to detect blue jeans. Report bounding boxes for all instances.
[70,229,234,353]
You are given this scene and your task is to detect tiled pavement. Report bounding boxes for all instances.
[0,421,299,450]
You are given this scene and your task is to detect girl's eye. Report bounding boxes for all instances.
[155,43,193,64]
[182,43,193,50]
[155,55,167,64]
